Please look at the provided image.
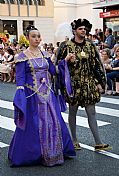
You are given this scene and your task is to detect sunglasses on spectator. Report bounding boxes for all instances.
[116,50,119,52]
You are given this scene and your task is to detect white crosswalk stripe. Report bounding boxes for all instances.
[0,113,111,133]
[0,99,13,110]
[0,115,16,131]
[80,143,119,160]
[0,142,9,148]
[1,97,119,117]
[101,96,119,105]
[62,113,111,128]
[0,97,119,160]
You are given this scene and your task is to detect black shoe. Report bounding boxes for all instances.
[113,92,119,96]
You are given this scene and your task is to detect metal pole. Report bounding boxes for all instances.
[35,0,38,17]
[26,0,29,16]
[17,0,20,16]
[7,0,11,16]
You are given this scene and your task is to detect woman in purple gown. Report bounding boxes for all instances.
[8,26,76,167]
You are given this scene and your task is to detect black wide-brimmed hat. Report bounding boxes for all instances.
[71,18,92,32]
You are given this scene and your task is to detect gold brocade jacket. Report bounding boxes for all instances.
[57,39,106,107]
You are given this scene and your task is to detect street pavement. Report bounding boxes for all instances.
[0,81,119,176]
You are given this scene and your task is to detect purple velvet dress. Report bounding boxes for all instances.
[8,52,75,167]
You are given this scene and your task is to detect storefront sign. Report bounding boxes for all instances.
[100,10,119,18]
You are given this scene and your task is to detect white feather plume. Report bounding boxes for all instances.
[55,22,73,40]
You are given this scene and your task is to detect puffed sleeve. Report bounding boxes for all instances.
[91,44,106,89]
[46,57,56,75]
[58,59,74,97]
[13,57,27,130]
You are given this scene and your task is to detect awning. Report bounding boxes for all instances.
[93,2,119,9]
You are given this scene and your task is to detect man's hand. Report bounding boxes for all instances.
[96,84,104,93]
[65,53,76,62]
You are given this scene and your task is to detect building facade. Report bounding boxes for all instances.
[94,0,119,39]
[0,0,54,43]
[54,0,119,42]
[54,0,103,42]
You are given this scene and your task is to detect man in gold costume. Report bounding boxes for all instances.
[57,18,111,151]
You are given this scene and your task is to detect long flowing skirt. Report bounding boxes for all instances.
[8,91,75,166]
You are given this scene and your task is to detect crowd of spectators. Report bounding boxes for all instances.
[0,27,119,96]
[88,27,119,96]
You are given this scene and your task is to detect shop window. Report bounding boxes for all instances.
[0,0,45,5]
[20,0,29,5]
[33,0,36,5]
[25,0,33,5]
[31,0,35,5]
[19,0,24,4]
[9,0,17,4]
[22,0,45,6]
[37,0,45,6]
[29,0,33,5]
[3,20,17,38]
[26,0,34,5]
[0,0,6,3]
[23,21,34,35]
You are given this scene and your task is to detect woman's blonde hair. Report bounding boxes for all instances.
[102,48,111,57]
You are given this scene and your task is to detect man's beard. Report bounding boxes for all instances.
[79,35,85,39]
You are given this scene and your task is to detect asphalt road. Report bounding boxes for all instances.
[0,81,119,176]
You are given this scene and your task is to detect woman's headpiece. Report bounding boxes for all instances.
[26,25,38,35]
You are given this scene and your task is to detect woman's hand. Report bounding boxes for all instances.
[65,53,76,62]
[104,64,112,70]
[107,64,113,70]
